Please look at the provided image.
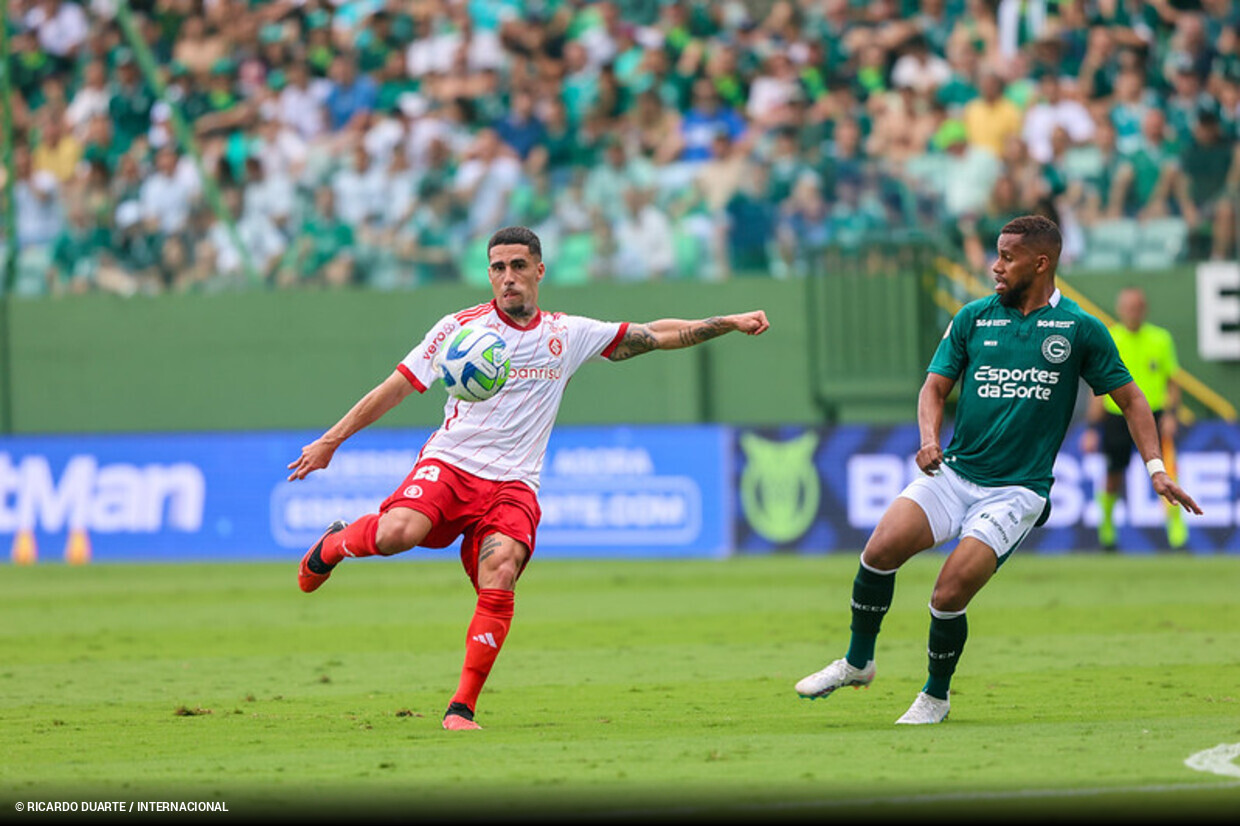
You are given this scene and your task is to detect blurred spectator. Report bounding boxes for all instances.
[672,77,747,164]
[324,52,378,133]
[1064,119,1128,225]
[584,134,657,224]
[282,185,356,289]
[959,172,1026,271]
[775,173,831,277]
[4,0,1237,295]
[762,126,816,207]
[963,69,1023,158]
[138,145,199,237]
[493,88,546,162]
[391,179,458,287]
[14,152,65,251]
[48,199,106,296]
[612,186,674,281]
[1022,72,1095,164]
[26,0,89,66]
[107,50,155,154]
[104,199,159,293]
[202,186,286,284]
[747,50,804,126]
[31,113,82,184]
[725,162,776,275]
[1164,61,1216,147]
[242,153,296,237]
[453,127,523,241]
[891,33,952,95]
[622,88,681,165]
[1113,108,1180,219]
[1172,109,1240,258]
[1108,65,1158,155]
[331,143,389,242]
[907,119,1001,222]
[829,170,891,248]
[65,59,110,138]
[278,60,329,141]
[172,14,227,78]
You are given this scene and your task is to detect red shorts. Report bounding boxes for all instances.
[379,459,541,590]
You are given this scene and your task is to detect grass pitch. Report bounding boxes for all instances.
[2,553,1238,823]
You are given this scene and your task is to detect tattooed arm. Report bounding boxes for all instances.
[607,311,770,361]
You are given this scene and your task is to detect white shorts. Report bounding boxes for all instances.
[899,464,1046,565]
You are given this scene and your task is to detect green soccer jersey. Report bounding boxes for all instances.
[928,289,1133,496]
[1103,322,1178,415]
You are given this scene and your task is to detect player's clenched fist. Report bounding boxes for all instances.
[730,310,769,335]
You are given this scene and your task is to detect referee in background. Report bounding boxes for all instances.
[1081,286,1188,551]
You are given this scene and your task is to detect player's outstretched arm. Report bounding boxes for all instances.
[287,370,417,481]
[607,311,769,361]
[1109,381,1203,514]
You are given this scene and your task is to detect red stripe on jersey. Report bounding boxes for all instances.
[493,300,542,330]
[601,322,630,359]
[397,363,428,393]
[454,303,492,325]
[442,399,463,431]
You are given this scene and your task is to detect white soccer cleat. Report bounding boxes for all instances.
[895,691,950,725]
[795,658,876,699]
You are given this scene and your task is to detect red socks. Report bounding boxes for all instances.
[450,589,515,714]
[319,513,381,565]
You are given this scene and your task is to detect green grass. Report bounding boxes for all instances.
[2,554,1239,822]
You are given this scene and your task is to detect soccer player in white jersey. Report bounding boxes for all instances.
[287,226,769,730]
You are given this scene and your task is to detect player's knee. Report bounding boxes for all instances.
[375,511,428,554]
[862,530,919,571]
[929,586,966,614]
[930,579,975,613]
[861,543,900,571]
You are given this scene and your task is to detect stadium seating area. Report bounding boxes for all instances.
[2,0,1239,296]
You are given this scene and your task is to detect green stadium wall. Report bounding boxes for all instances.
[5,267,1237,434]
[1058,265,1240,423]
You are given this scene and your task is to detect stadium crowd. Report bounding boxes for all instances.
[2,0,1239,296]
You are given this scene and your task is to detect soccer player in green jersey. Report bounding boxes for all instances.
[1080,287,1187,550]
[795,215,1202,724]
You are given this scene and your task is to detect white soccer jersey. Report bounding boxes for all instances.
[396,300,628,490]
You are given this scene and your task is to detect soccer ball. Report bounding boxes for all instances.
[436,326,511,402]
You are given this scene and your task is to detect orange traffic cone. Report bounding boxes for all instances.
[11,529,37,565]
[65,528,92,565]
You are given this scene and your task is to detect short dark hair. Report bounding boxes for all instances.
[1000,214,1062,259]
[487,226,541,259]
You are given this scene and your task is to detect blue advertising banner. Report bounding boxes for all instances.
[734,422,1240,555]
[0,425,730,563]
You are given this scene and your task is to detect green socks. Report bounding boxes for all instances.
[845,561,896,669]
[923,608,968,700]
[1166,504,1188,549]
[1098,491,1118,548]
[1099,491,1190,549]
